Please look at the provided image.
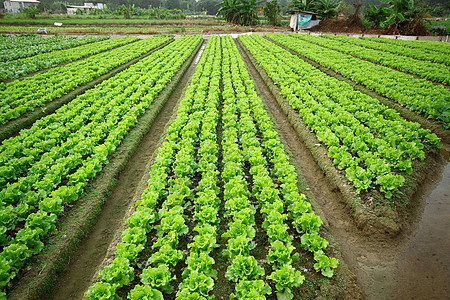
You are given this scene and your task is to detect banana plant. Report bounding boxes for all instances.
[217,0,262,26]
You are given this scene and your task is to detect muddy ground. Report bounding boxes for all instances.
[12,34,449,299]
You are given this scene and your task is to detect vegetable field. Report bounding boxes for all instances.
[0,33,448,300]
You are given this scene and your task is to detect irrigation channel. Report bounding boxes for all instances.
[10,35,448,299]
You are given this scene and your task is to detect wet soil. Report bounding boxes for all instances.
[42,40,204,300]
[391,158,450,299]
[236,36,450,299]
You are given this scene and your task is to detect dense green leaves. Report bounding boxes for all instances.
[85,35,339,299]
[280,33,450,126]
[0,36,170,124]
[0,34,107,62]
[242,33,441,199]
[0,35,201,294]
[0,36,133,80]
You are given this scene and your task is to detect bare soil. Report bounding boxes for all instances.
[310,18,387,35]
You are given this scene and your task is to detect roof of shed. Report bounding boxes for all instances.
[8,0,40,3]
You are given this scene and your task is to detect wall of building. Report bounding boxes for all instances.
[3,1,38,13]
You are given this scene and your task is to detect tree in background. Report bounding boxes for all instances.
[23,5,39,18]
[364,0,429,34]
[166,0,181,9]
[49,1,67,14]
[217,0,261,26]
[196,0,221,15]
[314,0,339,18]
[289,0,317,11]
[364,2,389,27]
[118,4,132,18]
[289,0,340,19]
[263,0,281,25]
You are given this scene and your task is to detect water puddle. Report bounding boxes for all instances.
[392,153,450,299]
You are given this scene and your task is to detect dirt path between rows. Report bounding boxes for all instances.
[45,40,206,300]
[236,37,450,299]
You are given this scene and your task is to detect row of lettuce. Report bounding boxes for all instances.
[270,34,450,129]
[0,35,202,297]
[324,35,450,65]
[0,35,134,81]
[0,35,172,126]
[364,36,450,55]
[240,34,441,200]
[0,34,108,62]
[85,36,337,300]
[291,34,449,84]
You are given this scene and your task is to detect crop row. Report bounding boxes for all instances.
[0,35,171,125]
[221,36,337,299]
[267,34,450,129]
[363,36,450,55]
[240,34,441,199]
[323,35,450,66]
[86,34,219,300]
[0,36,138,81]
[294,34,449,84]
[0,34,108,62]
[0,35,202,296]
[86,35,336,300]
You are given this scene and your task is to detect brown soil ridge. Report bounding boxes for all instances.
[7,38,203,300]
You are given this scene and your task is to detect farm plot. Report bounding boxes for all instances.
[0,34,108,62]
[290,34,450,84]
[0,35,201,297]
[266,33,450,129]
[0,35,171,126]
[362,36,450,55]
[239,34,442,227]
[85,35,340,300]
[0,36,136,80]
[322,35,450,65]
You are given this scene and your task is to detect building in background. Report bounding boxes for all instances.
[3,0,39,14]
[287,10,320,31]
[66,2,106,15]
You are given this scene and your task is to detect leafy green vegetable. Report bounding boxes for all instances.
[313,250,339,278]
[230,280,272,299]
[128,285,163,300]
[97,257,134,286]
[268,264,305,300]
[225,255,265,282]
[140,264,175,293]
[84,282,120,300]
